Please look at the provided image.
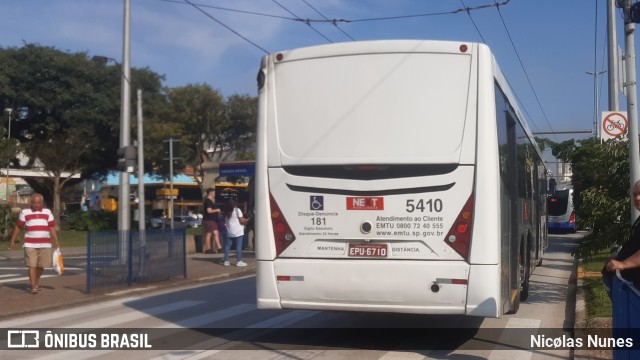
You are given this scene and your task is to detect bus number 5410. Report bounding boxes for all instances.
[406,199,443,213]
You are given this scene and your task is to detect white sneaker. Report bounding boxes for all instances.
[236,261,247,267]
[223,261,230,267]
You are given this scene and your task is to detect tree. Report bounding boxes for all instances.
[551,138,630,257]
[148,84,257,192]
[0,44,166,225]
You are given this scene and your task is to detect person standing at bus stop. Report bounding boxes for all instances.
[603,180,640,290]
[202,188,222,254]
[223,199,248,267]
[9,193,61,294]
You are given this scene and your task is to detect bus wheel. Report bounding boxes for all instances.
[520,246,531,301]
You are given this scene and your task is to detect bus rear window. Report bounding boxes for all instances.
[273,52,471,164]
[548,190,570,216]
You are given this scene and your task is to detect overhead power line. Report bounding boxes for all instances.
[272,0,333,43]
[493,1,558,141]
[181,0,269,54]
[460,0,487,44]
[160,0,509,25]
[348,0,510,23]
[160,0,297,21]
[300,0,356,41]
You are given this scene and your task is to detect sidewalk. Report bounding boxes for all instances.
[0,245,256,320]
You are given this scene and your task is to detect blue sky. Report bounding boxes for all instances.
[0,0,629,142]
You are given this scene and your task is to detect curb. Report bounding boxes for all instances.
[573,262,614,359]
[573,261,590,360]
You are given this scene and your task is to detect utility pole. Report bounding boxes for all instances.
[587,70,607,138]
[137,89,145,231]
[623,0,640,222]
[118,0,132,233]
[136,89,146,277]
[608,0,620,111]
[169,137,175,230]
[162,138,180,230]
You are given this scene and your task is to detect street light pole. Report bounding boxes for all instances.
[118,0,131,233]
[607,0,619,111]
[586,70,607,139]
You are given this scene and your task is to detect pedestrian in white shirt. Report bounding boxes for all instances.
[222,199,249,267]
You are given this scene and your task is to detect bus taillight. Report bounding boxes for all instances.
[269,193,296,255]
[569,211,576,224]
[444,194,474,261]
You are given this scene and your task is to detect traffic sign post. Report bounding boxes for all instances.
[163,137,181,229]
[601,111,629,141]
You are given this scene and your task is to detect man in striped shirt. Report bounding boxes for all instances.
[9,193,61,294]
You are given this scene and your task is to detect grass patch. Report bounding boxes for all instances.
[5,228,199,249]
[580,248,612,320]
[186,227,202,236]
[581,248,612,273]
[582,277,612,319]
[58,230,89,247]
[2,230,88,249]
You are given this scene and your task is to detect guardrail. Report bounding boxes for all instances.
[612,269,640,360]
[86,229,186,292]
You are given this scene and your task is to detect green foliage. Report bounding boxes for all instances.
[0,44,166,224]
[62,210,117,231]
[0,204,19,241]
[0,44,256,221]
[581,249,614,273]
[550,138,631,257]
[146,84,257,190]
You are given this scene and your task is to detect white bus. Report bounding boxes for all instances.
[547,185,576,233]
[255,40,548,317]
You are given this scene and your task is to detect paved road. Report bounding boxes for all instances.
[0,233,580,360]
[0,256,85,286]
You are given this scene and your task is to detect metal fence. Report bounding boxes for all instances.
[86,229,186,292]
[612,270,640,360]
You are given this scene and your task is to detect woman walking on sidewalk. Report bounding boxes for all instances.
[222,199,249,267]
[202,188,222,254]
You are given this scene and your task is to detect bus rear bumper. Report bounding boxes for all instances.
[548,222,576,231]
[257,259,500,317]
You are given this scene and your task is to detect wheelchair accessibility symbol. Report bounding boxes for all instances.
[310,196,324,210]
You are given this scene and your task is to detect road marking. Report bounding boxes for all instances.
[0,277,256,328]
[154,310,320,358]
[249,310,317,328]
[487,317,540,360]
[150,350,222,360]
[35,304,257,360]
[379,352,427,360]
[0,274,57,284]
[71,300,206,328]
[0,273,17,278]
[0,295,172,328]
[160,303,256,328]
